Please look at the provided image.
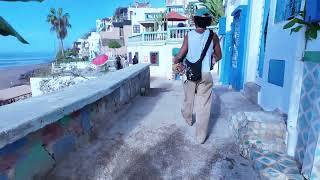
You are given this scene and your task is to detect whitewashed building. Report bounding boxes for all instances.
[128,7,167,35]
[87,32,101,59]
[127,0,217,80]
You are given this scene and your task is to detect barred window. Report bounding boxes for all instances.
[133,25,140,33]
[275,0,302,23]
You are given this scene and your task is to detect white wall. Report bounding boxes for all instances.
[306,38,320,51]
[88,32,101,59]
[244,0,264,83]
[257,0,306,156]
[128,43,182,79]
[224,0,248,32]
[259,0,305,114]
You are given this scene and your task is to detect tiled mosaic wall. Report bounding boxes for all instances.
[0,68,150,180]
[295,62,320,179]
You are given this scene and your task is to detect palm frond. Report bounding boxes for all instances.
[0,16,29,44]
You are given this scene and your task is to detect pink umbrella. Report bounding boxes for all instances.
[92,54,109,66]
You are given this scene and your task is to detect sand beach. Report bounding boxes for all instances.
[0,63,52,90]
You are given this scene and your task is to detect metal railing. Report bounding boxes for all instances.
[144,31,168,41]
[128,26,218,43]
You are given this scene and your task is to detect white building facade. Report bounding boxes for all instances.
[129,7,167,35]
[87,32,101,59]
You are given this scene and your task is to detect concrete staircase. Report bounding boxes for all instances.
[242,82,261,105]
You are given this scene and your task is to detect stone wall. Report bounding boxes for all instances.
[0,64,150,180]
[230,111,287,158]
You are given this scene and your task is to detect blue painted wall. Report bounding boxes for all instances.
[219,17,227,35]
[305,0,320,22]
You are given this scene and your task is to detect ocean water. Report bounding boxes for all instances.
[0,52,55,69]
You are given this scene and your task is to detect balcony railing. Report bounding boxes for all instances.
[128,26,218,43]
[144,31,168,41]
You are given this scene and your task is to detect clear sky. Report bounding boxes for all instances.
[0,0,165,55]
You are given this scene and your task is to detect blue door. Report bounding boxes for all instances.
[230,6,248,91]
[257,0,271,78]
[220,32,233,85]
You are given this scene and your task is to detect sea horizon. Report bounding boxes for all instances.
[0,52,55,69]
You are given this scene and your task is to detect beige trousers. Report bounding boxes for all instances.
[181,72,213,144]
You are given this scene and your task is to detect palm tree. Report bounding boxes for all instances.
[204,0,224,25]
[47,8,71,58]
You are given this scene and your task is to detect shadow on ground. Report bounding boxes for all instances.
[48,79,258,180]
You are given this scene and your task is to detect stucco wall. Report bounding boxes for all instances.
[258,0,305,114]
[244,0,264,83]
[0,64,150,180]
[128,42,182,79]
[306,38,320,52]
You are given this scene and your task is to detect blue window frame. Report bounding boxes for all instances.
[268,59,285,87]
[305,0,320,22]
[275,0,302,23]
[133,25,140,33]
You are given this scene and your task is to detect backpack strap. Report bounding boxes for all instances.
[199,30,213,62]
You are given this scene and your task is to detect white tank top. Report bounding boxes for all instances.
[186,29,214,72]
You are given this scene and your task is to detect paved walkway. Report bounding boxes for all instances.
[48,78,259,180]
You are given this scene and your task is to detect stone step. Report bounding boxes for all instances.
[230,111,287,158]
[242,82,261,105]
[250,149,304,180]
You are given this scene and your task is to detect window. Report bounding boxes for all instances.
[305,0,320,22]
[275,0,302,23]
[150,52,159,66]
[133,25,140,33]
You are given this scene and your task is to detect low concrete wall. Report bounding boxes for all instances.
[0,64,150,180]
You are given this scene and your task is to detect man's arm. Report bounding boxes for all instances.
[173,35,188,64]
[212,33,222,64]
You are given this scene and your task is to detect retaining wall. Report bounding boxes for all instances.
[0,64,150,180]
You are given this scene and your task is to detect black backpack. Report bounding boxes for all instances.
[185,30,213,82]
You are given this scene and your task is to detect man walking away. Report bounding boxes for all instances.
[173,8,222,144]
